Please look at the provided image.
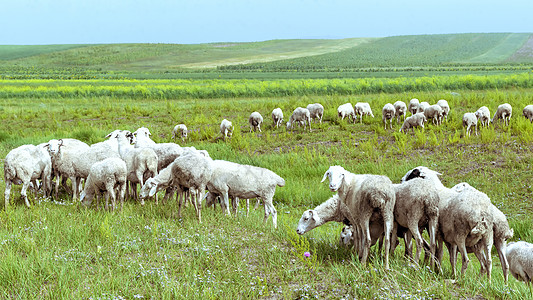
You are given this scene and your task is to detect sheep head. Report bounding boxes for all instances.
[401,166,441,183]
[321,166,347,192]
[296,210,320,235]
[139,178,158,199]
[45,139,64,156]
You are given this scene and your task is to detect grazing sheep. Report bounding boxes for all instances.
[393,101,407,123]
[354,102,374,123]
[287,107,311,132]
[408,99,420,115]
[45,138,90,200]
[523,105,533,123]
[417,101,430,114]
[321,166,395,269]
[505,241,533,286]
[220,119,233,140]
[172,124,188,141]
[80,157,127,211]
[382,103,396,129]
[475,106,491,127]
[4,144,52,208]
[424,104,444,125]
[436,99,450,121]
[463,113,478,136]
[492,103,512,126]
[393,178,440,267]
[296,194,347,235]
[399,112,427,133]
[203,159,285,228]
[249,112,263,133]
[116,132,158,204]
[271,108,284,128]
[306,103,324,124]
[337,103,356,123]
[402,166,495,280]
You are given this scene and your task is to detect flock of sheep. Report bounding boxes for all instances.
[296,165,533,286]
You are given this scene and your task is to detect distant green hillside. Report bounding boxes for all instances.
[0,44,91,60]
[222,33,533,71]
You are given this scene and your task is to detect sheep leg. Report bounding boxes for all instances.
[428,216,438,269]
[69,175,77,201]
[106,183,117,212]
[263,197,277,229]
[448,243,458,278]
[20,181,31,208]
[390,223,399,255]
[457,240,470,276]
[222,192,231,216]
[177,190,183,218]
[359,219,372,266]
[481,234,493,281]
[403,230,413,258]
[495,241,509,282]
[4,180,12,209]
[195,189,203,223]
[246,199,250,217]
[382,213,393,270]
[118,181,126,211]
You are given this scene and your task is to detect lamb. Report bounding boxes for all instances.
[436,99,450,121]
[354,102,374,123]
[116,132,158,203]
[271,108,284,128]
[203,159,285,228]
[408,98,420,115]
[382,103,396,129]
[475,106,491,127]
[337,103,356,123]
[172,124,188,141]
[220,119,233,140]
[402,166,495,279]
[392,178,440,267]
[321,166,396,269]
[399,112,427,133]
[423,104,444,125]
[393,101,407,123]
[306,103,324,124]
[417,101,430,113]
[170,151,214,223]
[4,144,52,208]
[80,157,127,211]
[505,241,533,286]
[286,107,311,132]
[492,103,512,126]
[452,182,514,282]
[523,105,533,123]
[463,112,478,136]
[45,138,90,200]
[249,111,263,132]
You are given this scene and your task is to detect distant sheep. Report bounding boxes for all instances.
[172,124,188,141]
[306,103,324,124]
[408,99,420,115]
[475,106,491,127]
[220,119,234,140]
[523,105,533,123]
[424,104,444,126]
[354,102,374,123]
[249,111,263,132]
[436,99,450,121]
[393,101,407,123]
[417,101,430,114]
[272,108,284,128]
[382,103,396,129]
[492,103,512,126]
[463,112,478,136]
[287,107,311,132]
[337,103,356,123]
[80,157,127,211]
[400,112,427,133]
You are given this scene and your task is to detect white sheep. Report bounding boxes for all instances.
[393,101,407,123]
[492,103,512,126]
[172,124,188,141]
[80,157,127,211]
[203,159,285,228]
[306,103,324,124]
[505,241,533,286]
[271,108,284,128]
[354,102,374,123]
[132,127,184,171]
[402,166,495,279]
[4,144,52,208]
[408,98,420,115]
[45,138,90,200]
[417,101,430,113]
[436,99,450,122]
[296,194,348,235]
[116,132,158,203]
[463,112,478,136]
[523,105,533,123]
[321,166,396,269]
[475,106,491,127]
[220,119,233,140]
[399,112,427,133]
[424,104,444,125]
[337,103,356,123]
[286,107,311,132]
[249,111,263,132]
[382,103,396,129]
[133,127,156,148]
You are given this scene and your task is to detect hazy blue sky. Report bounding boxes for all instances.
[2,0,532,45]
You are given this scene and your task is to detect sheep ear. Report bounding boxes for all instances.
[320,170,329,183]
[310,210,320,223]
[148,184,158,197]
[105,132,112,138]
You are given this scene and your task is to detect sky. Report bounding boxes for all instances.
[1,0,533,45]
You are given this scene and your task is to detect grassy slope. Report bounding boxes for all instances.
[0,44,92,60]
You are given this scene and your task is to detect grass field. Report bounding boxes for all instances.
[1,75,533,298]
